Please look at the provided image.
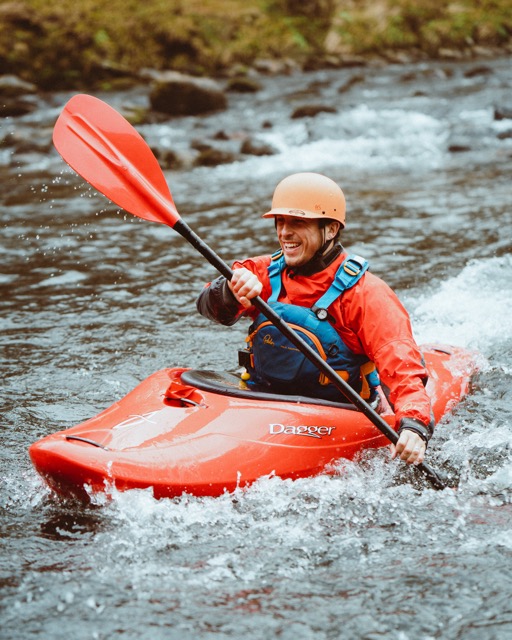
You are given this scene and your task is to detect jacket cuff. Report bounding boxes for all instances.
[196,276,241,326]
[398,417,433,445]
[219,277,238,305]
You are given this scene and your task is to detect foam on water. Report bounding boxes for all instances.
[408,255,512,352]
[76,252,512,550]
[3,59,512,640]
[195,105,448,181]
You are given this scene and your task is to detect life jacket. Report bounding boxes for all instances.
[239,252,380,403]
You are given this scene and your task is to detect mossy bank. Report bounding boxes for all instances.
[1,0,511,90]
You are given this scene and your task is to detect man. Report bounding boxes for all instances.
[196,172,434,466]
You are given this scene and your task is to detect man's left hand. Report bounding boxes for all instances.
[390,429,426,465]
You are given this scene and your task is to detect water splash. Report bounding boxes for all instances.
[410,255,512,352]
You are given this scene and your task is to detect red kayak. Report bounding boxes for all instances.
[29,344,476,500]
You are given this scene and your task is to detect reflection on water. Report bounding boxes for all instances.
[1,56,512,639]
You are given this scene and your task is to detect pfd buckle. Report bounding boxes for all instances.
[343,255,365,277]
[238,349,253,369]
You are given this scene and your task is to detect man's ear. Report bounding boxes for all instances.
[326,221,341,241]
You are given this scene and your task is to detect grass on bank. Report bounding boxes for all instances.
[0,0,511,89]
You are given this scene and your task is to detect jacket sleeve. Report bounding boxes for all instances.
[196,255,273,326]
[341,273,434,434]
[196,276,243,326]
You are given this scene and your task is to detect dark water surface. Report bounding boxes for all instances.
[1,57,512,639]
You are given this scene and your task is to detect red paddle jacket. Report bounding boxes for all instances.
[197,250,433,433]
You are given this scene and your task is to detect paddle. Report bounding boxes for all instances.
[53,94,448,491]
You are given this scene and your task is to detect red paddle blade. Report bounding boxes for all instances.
[53,94,180,227]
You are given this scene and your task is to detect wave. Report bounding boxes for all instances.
[410,254,512,353]
[185,100,505,184]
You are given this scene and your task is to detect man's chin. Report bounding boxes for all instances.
[283,249,302,266]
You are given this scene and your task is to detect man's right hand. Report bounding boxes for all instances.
[228,268,263,308]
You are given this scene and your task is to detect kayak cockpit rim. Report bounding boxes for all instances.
[179,369,373,411]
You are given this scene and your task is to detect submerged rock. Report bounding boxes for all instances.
[0,97,38,117]
[0,74,37,97]
[194,146,236,166]
[240,137,277,156]
[494,106,512,120]
[225,76,262,93]
[0,74,39,117]
[147,71,228,116]
[291,104,337,119]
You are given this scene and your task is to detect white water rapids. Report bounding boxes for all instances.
[1,56,511,639]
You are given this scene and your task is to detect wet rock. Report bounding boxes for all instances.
[303,56,341,72]
[122,106,153,126]
[291,83,325,99]
[0,98,38,117]
[1,127,53,153]
[382,49,422,65]
[494,106,512,121]
[225,77,262,93]
[193,144,236,166]
[148,71,227,116]
[448,143,472,153]
[464,65,493,78]
[253,58,299,75]
[0,74,39,117]
[337,74,365,93]
[497,130,512,140]
[400,66,455,86]
[240,138,277,156]
[400,70,418,82]
[438,48,466,60]
[212,130,250,144]
[338,55,368,68]
[190,139,213,153]
[152,147,181,170]
[0,75,37,97]
[291,104,337,119]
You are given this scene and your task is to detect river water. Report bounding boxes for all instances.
[1,57,512,639]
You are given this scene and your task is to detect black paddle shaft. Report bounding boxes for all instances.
[174,219,448,491]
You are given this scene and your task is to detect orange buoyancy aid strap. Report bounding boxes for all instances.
[359,361,377,400]
[318,369,350,386]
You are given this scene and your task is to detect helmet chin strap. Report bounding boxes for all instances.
[315,220,338,260]
[314,234,336,261]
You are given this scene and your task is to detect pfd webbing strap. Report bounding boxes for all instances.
[314,255,369,310]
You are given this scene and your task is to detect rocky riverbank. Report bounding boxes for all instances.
[2,1,511,172]
[1,0,511,94]
[2,56,512,176]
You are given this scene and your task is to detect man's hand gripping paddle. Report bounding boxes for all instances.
[53,94,449,491]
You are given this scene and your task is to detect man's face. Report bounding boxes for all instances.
[275,215,325,268]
